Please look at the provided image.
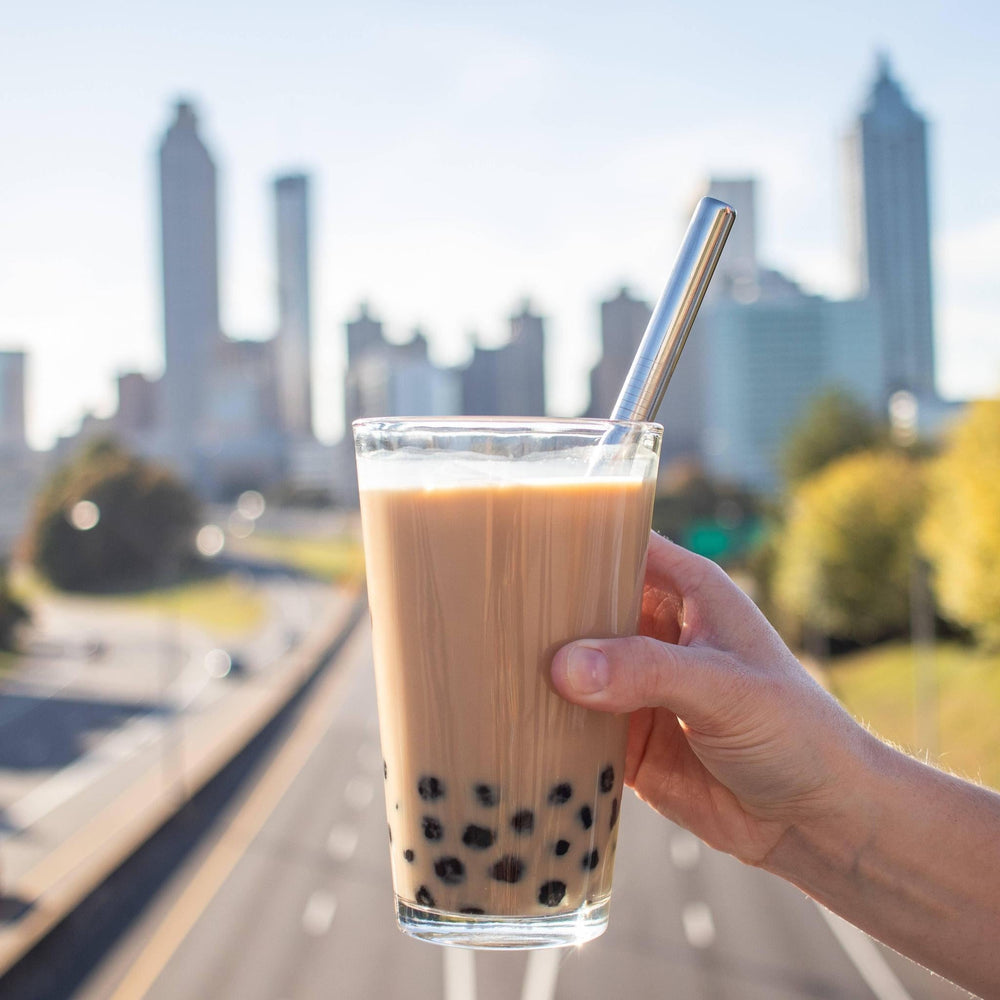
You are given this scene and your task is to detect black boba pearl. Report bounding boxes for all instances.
[582,849,600,870]
[490,856,525,883]
[511,809,535,834]
[416,885,436,907]
[422,816,444,841]
[460,906,485,914]
[418,775,446,801]
[578,805,593,830]
[388,824,392,844]
[404,849,415,862]
[474,783,498,807]
[610,797,620,830]
[434,856,466,885]
[553,839,570,857]
[462,824,496,849]
[383,760,388,780]
[547,782,573,805]
[538,880,567,907]
[600,765,615,793]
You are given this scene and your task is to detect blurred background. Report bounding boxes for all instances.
[1,1,998,998]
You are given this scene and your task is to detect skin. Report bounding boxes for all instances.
[551,532,1000,998]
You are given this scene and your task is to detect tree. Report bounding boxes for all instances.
[921,399,1000,647]
[0,560,29,651]
[25,438,201,592]
[780,387,886,488]
[773,450,924,644]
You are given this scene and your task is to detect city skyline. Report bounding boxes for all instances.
[3,3,999,450]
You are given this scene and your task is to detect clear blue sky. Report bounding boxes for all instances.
[3,0,998,448]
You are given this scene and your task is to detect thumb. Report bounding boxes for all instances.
[551,635,730,722]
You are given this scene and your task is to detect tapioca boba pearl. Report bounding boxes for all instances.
[511,809,535,834]
[538,880,567,907]
[388,825,392,843]
[599,765,615,793]
[416,886,436,907]
[547,782,573,805]
[462,824,496,849]
[553,839,571,856]
[404,849,415,862]
[434,856,466,885]
[418,775,445,801]
[460,907,485,915]
[490,855,525,883]
[474,783,498,807]
[383,760,387,780]
[578,805,593,830]
[582,849,600,870]
[422,816,444,841]
[609,797,620,830]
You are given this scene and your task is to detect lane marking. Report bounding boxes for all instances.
[681,901,716,948]
[520,948,565,1000]
[669,830,701,871]
[325,823,359,861]
[815,905,915,1000]
[344,776,374,810]
[106,626,367,1000]
[443,948,477,1000]
[301,890,337,936]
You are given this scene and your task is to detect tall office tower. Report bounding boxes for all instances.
[274,174,313,438]
[700,178,759,302]
[845,55,936,398]
[587,287,651,419]
[0,350,27,451]
[158,100,220,469]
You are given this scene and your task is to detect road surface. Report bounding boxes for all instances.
[61,622,970,1000]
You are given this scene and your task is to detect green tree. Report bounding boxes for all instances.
[25,438,201,592]
[0,560,30,650]
[921,399,1000,647]
[773,450,924,644]
[781,387,886,488]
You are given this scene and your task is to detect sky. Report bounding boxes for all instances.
[2,0,999,450]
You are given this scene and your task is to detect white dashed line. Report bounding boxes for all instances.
[681,901,716,948]
[520,948,564,1000]
[344,776,374,810]
[669,830,702,870]
[301,890,337,936]
[815,905,915,1000]
[442,947,477,1000]
[326,823,359,861]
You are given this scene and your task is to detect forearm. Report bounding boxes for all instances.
[762,731,1000,997]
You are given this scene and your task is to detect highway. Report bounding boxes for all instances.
[47,622,969,1000]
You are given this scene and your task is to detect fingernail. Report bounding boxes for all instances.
[565,644,610,695]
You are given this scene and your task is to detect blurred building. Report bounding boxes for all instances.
[461,301,546,416]
[586,287,651,421]
[0,350,27,452]
[158,100,221,474]
[845,55,936,400]
[274,174,313,439]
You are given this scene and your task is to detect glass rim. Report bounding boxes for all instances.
[352,416,663,436]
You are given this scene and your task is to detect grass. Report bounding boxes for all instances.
[826,641,1000,790]
[231,532,365,584]
[10,564,266,638]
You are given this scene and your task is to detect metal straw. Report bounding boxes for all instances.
[610,196,735,423]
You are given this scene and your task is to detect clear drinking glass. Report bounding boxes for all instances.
[354,418,662,949]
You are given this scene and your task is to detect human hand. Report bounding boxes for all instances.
[551,532,872,866]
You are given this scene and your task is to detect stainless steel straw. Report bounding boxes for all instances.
[610,196,735,423]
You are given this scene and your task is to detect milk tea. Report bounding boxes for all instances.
[359,468,655,919]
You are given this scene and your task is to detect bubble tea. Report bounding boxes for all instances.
[355,418,661,948]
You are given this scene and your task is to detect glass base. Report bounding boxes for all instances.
[395,894,611,949]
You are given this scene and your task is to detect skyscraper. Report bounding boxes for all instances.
[586,287,651,419]
[0,350,26,451]
[158,100,220,469]
[274,174,313,439]
[845,55,936,398]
